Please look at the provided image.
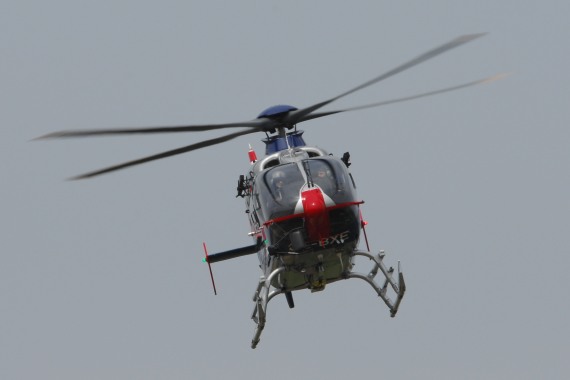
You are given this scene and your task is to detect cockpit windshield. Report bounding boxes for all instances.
[258,158,357,221]
[305,159,346,198]
[259,163,304,219]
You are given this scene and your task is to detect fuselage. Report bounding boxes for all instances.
[244,137,362,292]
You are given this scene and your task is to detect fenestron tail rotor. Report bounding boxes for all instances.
[38,33,504,180]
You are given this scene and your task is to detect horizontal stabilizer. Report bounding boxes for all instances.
[204,237,263,264]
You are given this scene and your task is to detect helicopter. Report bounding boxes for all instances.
[38,34,504,348]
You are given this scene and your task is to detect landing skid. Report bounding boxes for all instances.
[249,250,406,349]
[251,267,285,349]
[347,250,406,317]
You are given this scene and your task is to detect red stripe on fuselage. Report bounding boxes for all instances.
[263,200,364,227]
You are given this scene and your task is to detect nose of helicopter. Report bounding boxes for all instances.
[301,188,331,243]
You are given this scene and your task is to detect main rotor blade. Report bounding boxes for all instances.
[69,128,258,180]
[38,34,486,141]
[299,73,509,122]
[286,33,486,125]
[36,119,268,139]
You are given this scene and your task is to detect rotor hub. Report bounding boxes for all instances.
[257,104,298,119]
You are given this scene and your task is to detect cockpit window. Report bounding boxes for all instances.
[258,158,358,221]
[305,158,355,201]
[260,164,305,219]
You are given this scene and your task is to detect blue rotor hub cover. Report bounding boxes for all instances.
[257,105,298,119]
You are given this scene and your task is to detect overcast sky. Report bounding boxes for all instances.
[1,1,569,379]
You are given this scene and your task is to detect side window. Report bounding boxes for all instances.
[251,182,264,221]
[252,210,261,226]
[349,173,357,189]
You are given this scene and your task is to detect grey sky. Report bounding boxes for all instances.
[1,1,569,379]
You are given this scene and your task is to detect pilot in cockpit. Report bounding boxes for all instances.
[313,167,334,195]
[271,170,286,201]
